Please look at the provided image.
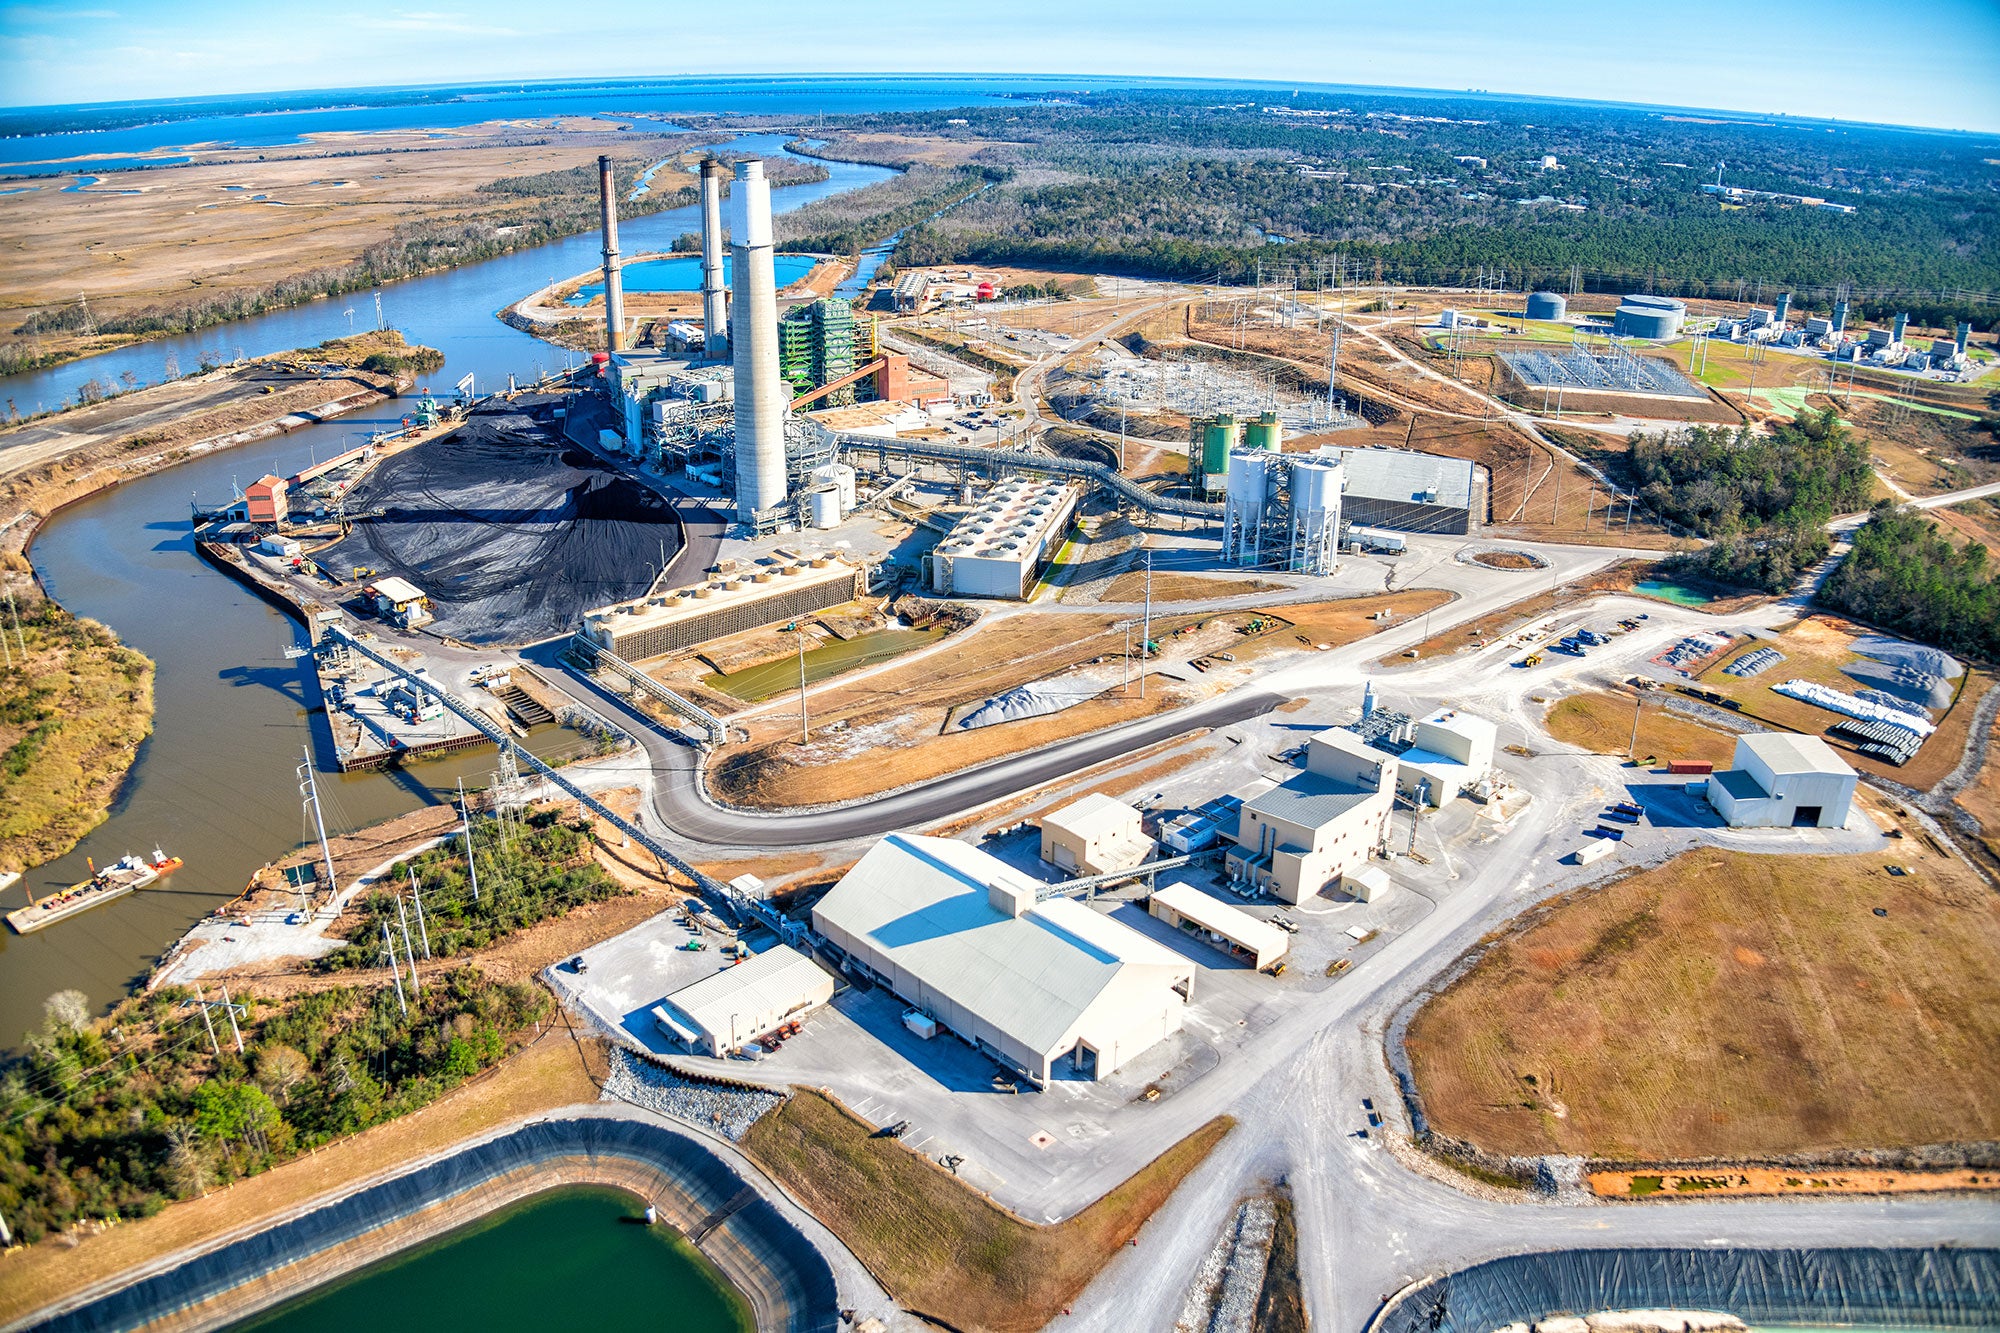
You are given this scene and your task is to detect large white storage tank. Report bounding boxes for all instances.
[808,485,843,529]
[812,463,857,510]
[1288,456,1344,575]
[1224,452,1271,565]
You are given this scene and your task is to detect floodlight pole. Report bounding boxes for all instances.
[1629,691,1643,762]
[1140,553,1153,701]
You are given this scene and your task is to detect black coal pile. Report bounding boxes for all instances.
[325,401,676,644]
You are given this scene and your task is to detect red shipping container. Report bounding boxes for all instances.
[1668,759,1714,774]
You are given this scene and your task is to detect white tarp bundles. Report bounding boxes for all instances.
[955,674,1118,731]
[1772,678,1935,739]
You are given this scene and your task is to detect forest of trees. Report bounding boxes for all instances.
[868,89,2000,318]
[318,810,623,971]
[1818,504,1999,660]
[0,969,549,1244]
[1626,409,1873,592]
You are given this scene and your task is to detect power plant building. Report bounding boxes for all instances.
[779,298,858,403]
[813,834,1197,1085]
[1611,295,1687,340]
[1225,728,1398,903]
[1394,707,1497,808]
[931,477,1080,599]
[580,556,861,659]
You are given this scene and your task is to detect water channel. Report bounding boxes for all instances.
[0,134,895,1046]
[226,1186,752,1333]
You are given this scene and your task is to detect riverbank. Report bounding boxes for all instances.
[0,596,155,877]
[0,331,426,590]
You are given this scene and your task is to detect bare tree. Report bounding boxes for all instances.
[164,1120,211,1199]
[42,989,89,1035]
[257,1044,310,1105]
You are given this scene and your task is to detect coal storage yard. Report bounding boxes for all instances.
[325,399,677,644]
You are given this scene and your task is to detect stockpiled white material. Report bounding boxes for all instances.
[1772,679,1934,738]
[956,674,1117,730]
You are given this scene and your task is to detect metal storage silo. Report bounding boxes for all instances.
[1525,292,1566,321]
[1224,452,1270,565]
[1200,414,1242,498]
[1287,456,1345,576]
[1244,411,1283,452]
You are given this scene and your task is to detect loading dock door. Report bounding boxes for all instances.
[1793,806,1823,827]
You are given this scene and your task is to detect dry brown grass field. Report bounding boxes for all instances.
[742,1089,1231,1332]
[1542,689,1739,768]
[1405,845,2000,1162]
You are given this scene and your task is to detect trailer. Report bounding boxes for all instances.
[1572,839,1616,865]
[1585,825,1625,841]
[1600,809,1641,825]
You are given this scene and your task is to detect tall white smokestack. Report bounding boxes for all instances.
[699,157,729,359]
[596,155,625,353]
[730,159,787,520]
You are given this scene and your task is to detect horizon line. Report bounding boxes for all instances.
[3,70,1996,142]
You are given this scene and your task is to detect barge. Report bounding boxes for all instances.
[6,850,183,935]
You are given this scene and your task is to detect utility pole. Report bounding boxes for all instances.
[382,921,407,1015]
[219,986,245,1053]
[298,747,338,906]
[786,622,811,741]
[459,779,480,903]
[396,895,420,996]
[189,985,220,1056]
[1140,553,1153,701]
[6,590,26,662]
[407,867,432,958]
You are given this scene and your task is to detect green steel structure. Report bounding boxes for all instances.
[1192,413,1243,500]
[779,298,859,405]
[1244,411,1283,452]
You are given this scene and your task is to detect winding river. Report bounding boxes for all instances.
[0,134,894,1046]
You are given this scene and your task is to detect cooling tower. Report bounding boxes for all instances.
[730,159,788,520]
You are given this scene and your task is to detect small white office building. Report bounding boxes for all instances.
[1395,708,1497,808]
[1706,733,1857,829]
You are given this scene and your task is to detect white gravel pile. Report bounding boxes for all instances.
[602,1047,784,1141]
[1175,1195,1277,1333]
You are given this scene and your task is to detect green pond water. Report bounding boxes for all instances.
[229,1186,751,1333]
[1634,579,1718,607]
[703,627,941,701]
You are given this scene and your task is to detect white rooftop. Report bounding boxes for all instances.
[659,943,830,1038]
[1149,883,1290,960]
[1739,731,1855,776]
[813,834,1187,1055]
[1042,792,1142,840]
[366,576,426,604]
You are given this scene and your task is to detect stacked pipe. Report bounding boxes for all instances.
[698,157,729,358]
[730,159,787,519]
[596,155,625,353]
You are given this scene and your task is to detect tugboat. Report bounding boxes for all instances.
[5,848,182,935]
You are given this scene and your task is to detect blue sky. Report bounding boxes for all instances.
[4,0,1998,133]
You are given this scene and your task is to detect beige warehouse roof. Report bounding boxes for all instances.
[1150,883,1290,962]
[1042,792,1141,839]
[366,576,426,604]
[1738,731,1854,776]
[813,834,1187,1056]
[660,943,832,1040]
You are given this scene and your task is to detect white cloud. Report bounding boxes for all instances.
[358,10,517,36]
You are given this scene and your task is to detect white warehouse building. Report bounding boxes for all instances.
[649,944,835,1057]
[1706,733,1857,829]
[930,477,1080,599]
[1395,708,1498,808]
[812,834,1195,1084]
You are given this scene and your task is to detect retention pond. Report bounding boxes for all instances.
[229,1186,752,1333]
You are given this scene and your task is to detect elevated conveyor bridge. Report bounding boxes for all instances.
[827,432,1225,521]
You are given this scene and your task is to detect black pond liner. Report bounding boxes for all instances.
[321,401,679,645]
[1371,1246,2000,1333]
[40,1117,839,1333]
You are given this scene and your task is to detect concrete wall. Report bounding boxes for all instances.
[598,570,860,659]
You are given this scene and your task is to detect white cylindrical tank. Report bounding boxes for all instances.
[813,463,857,509]
[1224,452,1270,565]
[730,159,788,521]
[1288,457,1344,575]
[808,484,842,529]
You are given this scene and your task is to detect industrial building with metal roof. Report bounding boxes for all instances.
[1148,883,1290,971]
[1325,448,1486,535]
[650,943,836,1057]
[811,834,1195,1085]
[1225,727,1399,904]
[1039,793,1155,876]
[1706,733,1857,829]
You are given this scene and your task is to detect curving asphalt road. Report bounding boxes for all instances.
[535,644,1282,848]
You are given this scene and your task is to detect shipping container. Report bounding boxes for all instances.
[1668,759,1714,774]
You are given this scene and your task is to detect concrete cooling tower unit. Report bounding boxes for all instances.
[730,159,788,520]
[699,156,729,357]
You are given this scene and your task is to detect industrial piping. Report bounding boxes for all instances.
[596,155,626,353]
[730,159,788,520]
[698,156,729,358]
